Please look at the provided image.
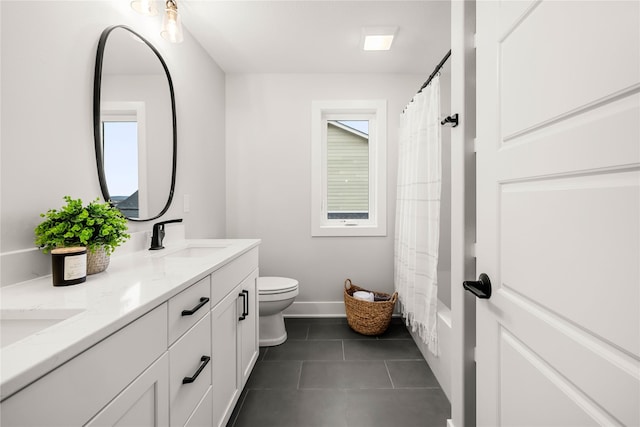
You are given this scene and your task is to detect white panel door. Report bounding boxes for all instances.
[475,1,640,426]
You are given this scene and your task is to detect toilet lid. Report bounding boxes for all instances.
[259,277,299,294]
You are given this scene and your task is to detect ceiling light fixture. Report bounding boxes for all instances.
[161,0,184,43]
[362,27,397,51]
[130,0,158,16]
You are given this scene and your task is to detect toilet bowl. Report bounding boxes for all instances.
[258,277,299,347]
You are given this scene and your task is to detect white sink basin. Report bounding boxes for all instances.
[0,308,85,348]
[164,247,224,258]
[158,244,229,259]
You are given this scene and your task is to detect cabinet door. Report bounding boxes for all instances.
[184,386,213,427]
[210,286,241,427]
[238,270,259,387]
[85,353,169,427]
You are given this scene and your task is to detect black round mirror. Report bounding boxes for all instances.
[93,25,177,221]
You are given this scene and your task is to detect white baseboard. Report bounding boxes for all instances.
[283,301,347,317]
[283,301,403,318]
[447,419,455,427]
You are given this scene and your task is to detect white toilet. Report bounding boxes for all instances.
[258,277,299,347]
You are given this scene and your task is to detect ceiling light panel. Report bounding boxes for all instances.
[362,26,397,51]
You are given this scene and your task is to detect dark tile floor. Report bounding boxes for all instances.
[227,317,451,427]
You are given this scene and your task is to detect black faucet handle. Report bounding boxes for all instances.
[150,218,183,250]
[154,218,183,227]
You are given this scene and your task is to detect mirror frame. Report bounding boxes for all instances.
[93,25,177,222]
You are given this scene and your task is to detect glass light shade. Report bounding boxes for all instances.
[131,0,158,16]
[161,2,184,43]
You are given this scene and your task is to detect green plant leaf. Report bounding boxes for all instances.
[34,196,130,254]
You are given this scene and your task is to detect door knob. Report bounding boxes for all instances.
[463,273,492,299]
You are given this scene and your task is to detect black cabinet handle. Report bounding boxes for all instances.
[238,292,246,321]
[463,273,492,299]
[181,297,210,316]
[182,355,211,384]
[242,289,249,317]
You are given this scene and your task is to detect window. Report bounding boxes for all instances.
[311,100,387,236]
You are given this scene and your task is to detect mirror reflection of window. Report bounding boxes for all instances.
[326,120,370,220]
[103,119,139,218]
[100,102,148,219]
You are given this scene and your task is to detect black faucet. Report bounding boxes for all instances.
[149,219,183,250]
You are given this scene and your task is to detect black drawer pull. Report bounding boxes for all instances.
[238,292,246,321]
[182,355,211,384]
[242,289,249,317]
[181,297,209,316]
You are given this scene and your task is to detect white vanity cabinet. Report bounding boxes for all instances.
[0,241,260,427]
[1,304,169,426]
[210,248,259,427]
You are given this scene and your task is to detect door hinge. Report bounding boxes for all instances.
[473,138,478,153]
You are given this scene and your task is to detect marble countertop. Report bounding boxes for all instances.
[0,239,260,401]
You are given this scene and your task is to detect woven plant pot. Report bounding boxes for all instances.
[87,246,110,275]
[344,279,397,336]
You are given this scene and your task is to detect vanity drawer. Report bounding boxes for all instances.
[211,247,258,305]
[168,275,211,344]
[169,312,212,427]
[184,386,213,427]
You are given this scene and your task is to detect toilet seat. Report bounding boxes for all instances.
[258,277,299,295]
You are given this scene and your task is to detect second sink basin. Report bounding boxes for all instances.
[164,247,224,258]
[0,308,85,349]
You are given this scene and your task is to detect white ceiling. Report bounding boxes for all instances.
[180,0,451,74]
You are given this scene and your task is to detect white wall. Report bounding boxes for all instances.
[226,73,423,313]
[0,1,226,285]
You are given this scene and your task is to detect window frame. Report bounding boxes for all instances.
[311,100,387,237]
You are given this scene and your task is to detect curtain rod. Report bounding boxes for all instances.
[416,49,451,94]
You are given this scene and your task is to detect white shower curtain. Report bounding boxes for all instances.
[394,75,441,355]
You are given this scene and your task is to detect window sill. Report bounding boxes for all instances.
[311,224,387,237]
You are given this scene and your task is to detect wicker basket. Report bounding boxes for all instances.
[343,279,397,336]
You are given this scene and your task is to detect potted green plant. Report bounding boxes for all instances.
[35,196,130,274]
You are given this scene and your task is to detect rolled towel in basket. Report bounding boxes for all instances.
[353,291,375,302]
